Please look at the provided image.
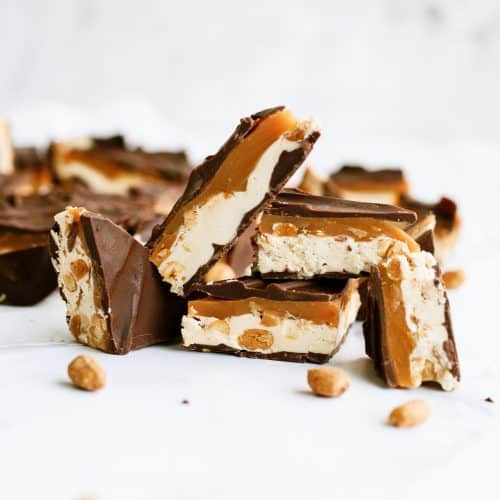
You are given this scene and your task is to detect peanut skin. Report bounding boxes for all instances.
[307,367,350,398]
[68,355,106,392]
[388,400,430,428]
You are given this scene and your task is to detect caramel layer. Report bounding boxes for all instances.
[150,110,298,264]
[188,296,340,326]
[62,150,162,183]
[259,215,419,252]
[336,180,409,193]
[378,259,415,387]
[0,230,48,254]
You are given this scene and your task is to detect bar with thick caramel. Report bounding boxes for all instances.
[149,107,320,296]
[326,166,409,205]
[253,190,417,279]
[50,208,184,354]
[50,135,191,210]
[182,278,360,363]
[363,250,460,391]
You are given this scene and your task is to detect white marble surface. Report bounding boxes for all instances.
[0,101,499,500]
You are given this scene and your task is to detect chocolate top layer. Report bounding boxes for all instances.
[329,166,405,186]
[267,189,417,223]
[193,277,354,301]
[69,186,155,232]
[58,210,184,354]
[0,186,157,235]
[14,147,47,170]
[67,135,191,182]
[399,195,458,230]
[0,191,68,232]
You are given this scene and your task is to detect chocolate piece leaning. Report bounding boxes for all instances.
[50,135,191,204]
[253,190,417,279]
[50,207,184,354]
[149,106,320,296]
[182,278,360,363]
[363,250,460,391]
[326,166,409,205]
[399,195,460,262]
[0,192,67,305]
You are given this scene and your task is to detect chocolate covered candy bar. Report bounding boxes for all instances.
[326,166,409,205]
[149,107,320,296]
[0,192,67,305]
[253,190,417,279]
[50,135,191,204]
[400,195,460,262]
[363,250,460,391]
[50,207,184,354]
[182,278,360,363]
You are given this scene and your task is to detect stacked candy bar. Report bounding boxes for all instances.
[300,165,461,263]
[3,106,461,393]
[51,134,191,214]
[0,119,193,306]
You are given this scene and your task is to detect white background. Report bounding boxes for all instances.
[1,1,499,499]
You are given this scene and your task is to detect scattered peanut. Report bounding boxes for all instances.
[388,399,430,428]
[442,269,466,290]
[67,355,106,391]
[307,367,350,398]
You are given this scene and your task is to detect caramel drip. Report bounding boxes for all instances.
[0,230,48,254]
[260,215,419,252]
[378,258,415,387]
[188,296,340,326]
[150,110,298,263]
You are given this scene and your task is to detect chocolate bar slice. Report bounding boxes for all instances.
[50,207,184,354]
[50,135,191,202]
[0,192,67,305]
[253,190,417,279]
[363,250,460,391]
[400,195,460,262]
[326,166,409,205]
[149,106,320,296]
[182,278,360,363]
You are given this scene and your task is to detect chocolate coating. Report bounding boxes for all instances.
[328,165,405,187]
[53,211,184,354]
[267,189,417,224]
[193,277,354,302]
[0,245,57,305]
[0,191,68,232]
[149,106,320,296]
[399,195,459,232]
[363,264,460,387]
[187,344,332,364]
[53,134,191,182]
